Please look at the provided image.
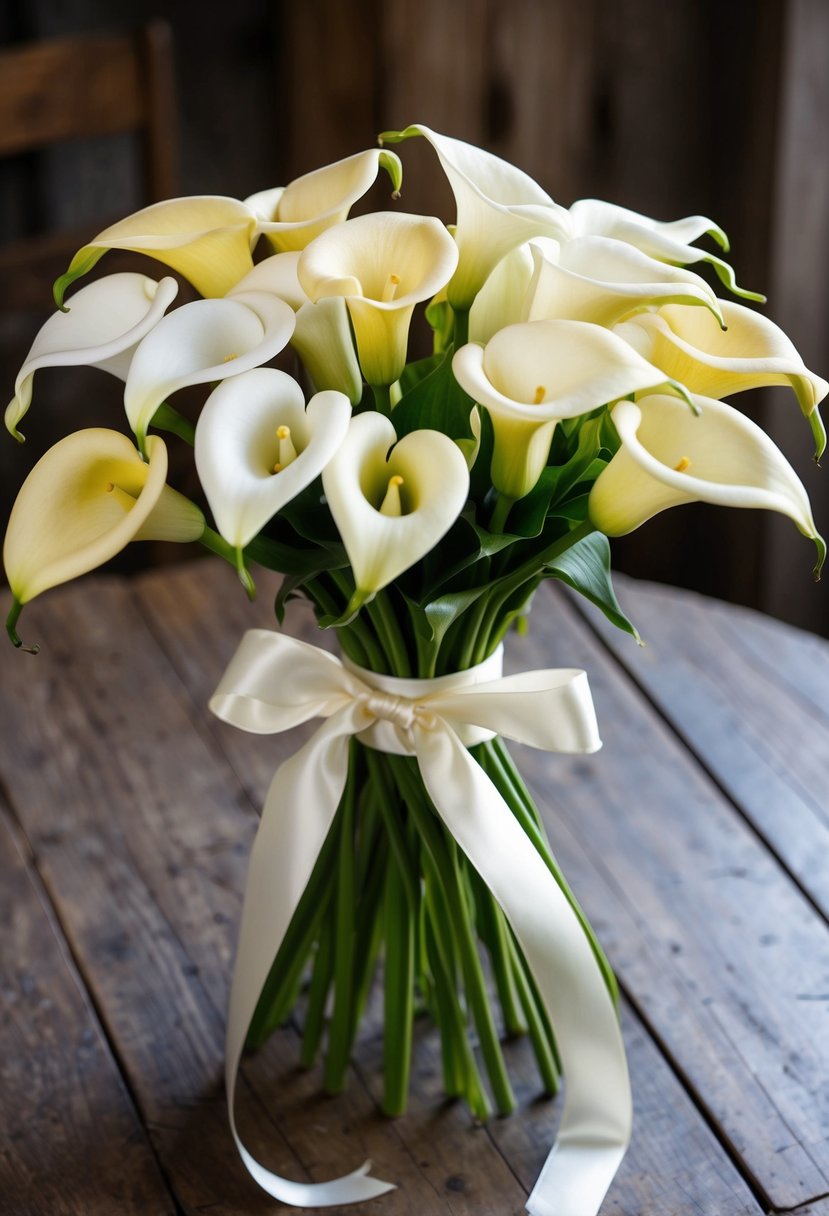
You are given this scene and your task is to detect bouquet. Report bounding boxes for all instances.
[4,124,826,1215]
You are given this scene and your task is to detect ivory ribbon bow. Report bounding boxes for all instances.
[210,629,631,1216]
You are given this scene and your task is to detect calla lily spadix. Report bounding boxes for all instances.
[123,290,295,447]
[452,319,690,501]
[525,236,723,328]
[194,367,351,552]
[228,255,362,402]
[588,393,825,576]
[247,148,403,253]
[380,124,569,311]
[298,211,458,387]
[4,428,204,644]
[6,273,179,442]
[322,411,470,610]
[54,196,261,307]
[614,301,829,457]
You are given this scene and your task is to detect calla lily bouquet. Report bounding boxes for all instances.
[4,125,827,1213]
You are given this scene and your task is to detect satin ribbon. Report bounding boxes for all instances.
[210,629,631,1215]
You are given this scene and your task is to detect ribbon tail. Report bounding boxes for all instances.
[226,703,396,1207]
[415,726,631,1216]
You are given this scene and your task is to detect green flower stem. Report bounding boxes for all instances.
[300,914,335,1067]
[372,383,393,416]
[150,401,196,445]
[348,823,387,1048]
[452,590,493,673]
[489,493,514,535]
[382,838,415,1115]
[199,526,256,599]
[305,575,376,669]
[506,929,560,1094]
[453,308,469,349]
[324,746,358,1093]
[390,756,516,1115]
[470,868,526,1038]
[363,748,419,911]
[365,590,412,677]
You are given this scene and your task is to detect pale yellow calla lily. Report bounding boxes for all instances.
[452,319,686,501]
[123,290,295,446]
[55,197,261,305]
[298,212,458,387]
[4,429,204,611]
[468,242,535,344]
[194,368,351,551]
[525,235,722,327]
[247,148,403,253]
[322,412,470,606]
[614,301,829,456]
[380,124,568,311]
[6,273,178,441]
[588,393,825,574]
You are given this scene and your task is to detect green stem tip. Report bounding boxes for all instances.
[6,599,39,654]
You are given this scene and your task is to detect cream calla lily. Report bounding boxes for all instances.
[468,242,535,344]
[298,212,458,386]
[247,148,403,253]
[525,235,722,328]
[614,301,829,456]
[228,255,362,401]
[381,124,569,311]
[194,368,351,550]
[588,393,825,573]
[123,290,295,446]
[4,429,204,612]
[453,319,687,500]
[6,273,179,442]
[322,412,469,604]
[55,196,261,305]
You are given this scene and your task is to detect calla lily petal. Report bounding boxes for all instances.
[194,368,351,550]
[123,290,295,445]
[322,412,469,599]
[55,197,260,304]
[615,301,829,455]
[453,319,687,499]
[227,251,307,310]
[381,124,569,311]
[250,149,403,253]
[525,235,722,328]
[6,273,179,441]
[3,430,204,606]
[469,242,535,343]
[298,212,458,386]
[588,393,824,572]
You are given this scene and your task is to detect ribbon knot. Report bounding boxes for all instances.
[361,688,421,731]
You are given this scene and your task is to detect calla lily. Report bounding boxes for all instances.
[588,393,825,574]
[6,273,179,442]
[525,235,722,328]
[614,301,829,456]
[123,290,295,446]
[194,367,351,551]
[4,429,204,621]
[452,319,688,501]
[322,411,469,606]
[298,212,458,386]
[54,196,261,305]
[469,242,535,344]
[247,148,403,253]
[228,255,362,401]
[566,198,761,301]
[380,124,569,311]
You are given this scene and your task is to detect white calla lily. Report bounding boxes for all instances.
[566,198,761,301]
[247,148,403,253]
[322,412,469,606]
[6,273,178,441]
[298,212,458,387]
[55,196,260,304]
[381,124,569,311]
[469,242,535,344]
[615,301,829,456]
[194,368,351,551]
[123,290,295,446]
[525,235,722,328]
[4,429,204,626]
[588,393,825,574]
[453,319,687,501]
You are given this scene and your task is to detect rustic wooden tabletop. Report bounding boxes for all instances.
[1,557,828,1216]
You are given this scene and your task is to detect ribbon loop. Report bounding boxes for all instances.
[210,630,631,1215]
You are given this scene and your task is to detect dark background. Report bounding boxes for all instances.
[1,0,827,635]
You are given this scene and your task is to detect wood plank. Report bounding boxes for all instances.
[577,574,829,915]
[135,558,766,1213]
[501,584,829,1210]
[0,797,176,1215]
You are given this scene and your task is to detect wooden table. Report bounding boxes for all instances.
[2,558,828,1216]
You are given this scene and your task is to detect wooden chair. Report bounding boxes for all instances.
[0,21,179,312]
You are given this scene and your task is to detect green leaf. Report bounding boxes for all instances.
[391,349,475,441]
[397,352,443,396]
[543,532,639,640]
